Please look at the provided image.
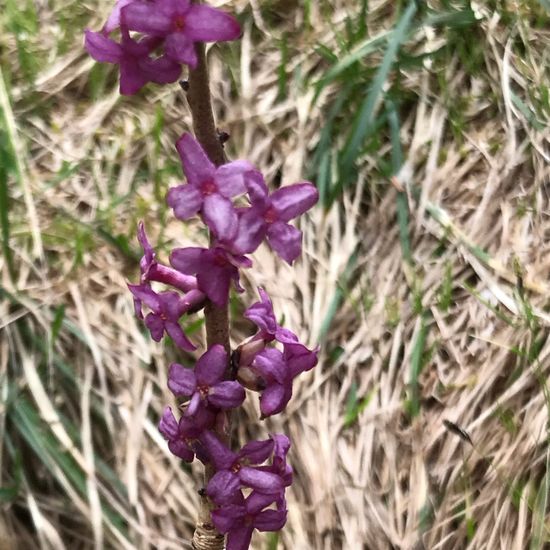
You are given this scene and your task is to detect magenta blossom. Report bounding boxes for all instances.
[247,346,318,418]
[234,178,318,264]
[158,406,211,462]
[170,246,252,307]
[255,434,293,488]
[211,491,287,550]
[128,283,199,350]
[121,0,241,68]
[168,345,245,415]
[204,433,285,506]
[167,133,259,240]
[84,28,180,95]
[244,287,300,345]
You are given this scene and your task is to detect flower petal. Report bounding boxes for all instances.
[201,431,237,470]
[195,344,227,385]
[164,32,198,67]
[186,391,202,416]
[144,313,164,341]
[274,326,299,344]
[260,383,291,417]
[175,133,216,187]
[202,194,239,241]
[246,491,280,514]
[208,381,245,410]
[167,184,203,220]
[121,2,172,34]
[253,348,287,384]
[158,406,178,439]
[197,264,232,307]
[185,5,241,42]
[141,55,182,84]
[127,283,161,311]
[254,509,287,532]
[170,247,208,274]
[225,525,253,550]
[168,363,196,396]
[84,30,122,63]
[239,467,284,494]
[168,440,194,462]
[244,288,277,335]
[215,161,256,198]
[239,438,274,464]
[211,503,246,534]
[266,221,302,264]
[137,221,155,268]
[270,182,318,222]
[284,342,318,376]
[158,290,184,319]
[230,207,266,255]
[207,470,241,505]
[245,171,269,204]
[165,321,196,351]
[156,0,190,17]
[119,57,148,95]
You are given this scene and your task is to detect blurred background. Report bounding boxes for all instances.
[1,0,550,548]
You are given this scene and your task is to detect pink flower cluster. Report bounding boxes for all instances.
[130,134,318,549]
[87,3,319,548]
[85,0,241,94]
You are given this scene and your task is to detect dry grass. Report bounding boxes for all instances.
[1,0,550,549]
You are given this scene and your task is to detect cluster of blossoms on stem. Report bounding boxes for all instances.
[85,0,241,94]
[132,132,318,547]
[86,2,319,549]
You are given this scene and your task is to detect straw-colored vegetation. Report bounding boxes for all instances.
[1,0,549,548]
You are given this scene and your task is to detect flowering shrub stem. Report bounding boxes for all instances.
[187,41,230,550]
[85,3,319,547]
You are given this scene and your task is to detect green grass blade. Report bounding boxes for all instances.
[387,100,412,265]
[314,31,391,97]
[0,132,15,281]
[0,65,41,256]
[340,1,417,173]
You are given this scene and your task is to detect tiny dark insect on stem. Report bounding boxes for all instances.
[443,419,473,445]
[217,130,230,146]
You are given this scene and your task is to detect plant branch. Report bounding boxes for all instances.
[186,41,229,550]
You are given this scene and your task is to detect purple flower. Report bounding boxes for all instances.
[137,222,200,294]
[205,433,285,506]
[121,0,241,68]
[255,434,293,488]
[250,348,292,417]
[283,340,319,377]
[244,288,298,345]
[170,246,252,307]
[211,491,287,550]
[168,345,245,415]
[235,179,318,264]
[167,133,259,240]
[127,283,199,350]
[248,346,317,418]
[84,28,181,95]
[158,406,210,462]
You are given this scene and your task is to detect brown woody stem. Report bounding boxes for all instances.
[186,42,229,550]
